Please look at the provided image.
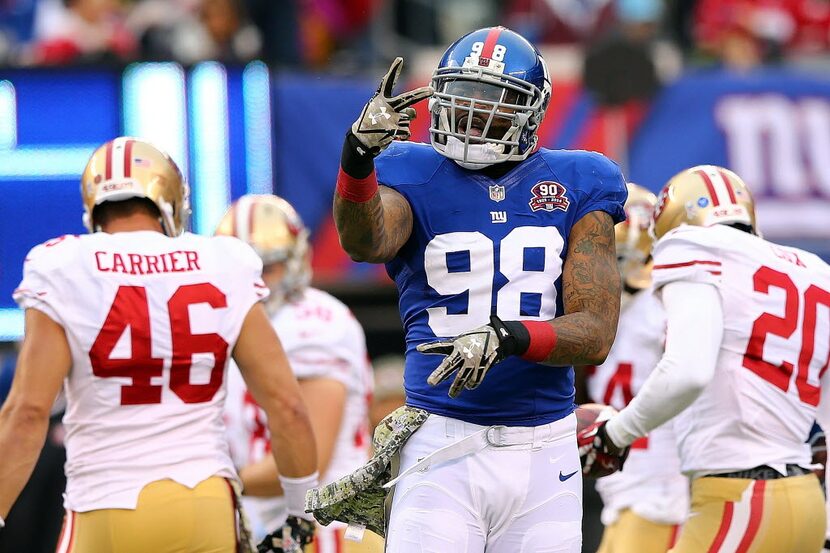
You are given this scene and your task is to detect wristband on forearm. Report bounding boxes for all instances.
[336,132,379,203]
[279,471,319,519]
[491,316,558,362]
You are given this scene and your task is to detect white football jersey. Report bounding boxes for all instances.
[224,287,373,541]
[13,231,268,511]
[587,288,688,526]
[652,224,830,476]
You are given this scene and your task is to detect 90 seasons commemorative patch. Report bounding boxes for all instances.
[529,181,570,212]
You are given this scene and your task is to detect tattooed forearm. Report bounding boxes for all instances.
[333,185,413,264]
[543,210,621,366]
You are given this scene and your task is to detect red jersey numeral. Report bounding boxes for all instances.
[742,266,830,406]
[168,283,229,403]
[603,362,634,407]
[90,283,229,406]
[90,286,164,405]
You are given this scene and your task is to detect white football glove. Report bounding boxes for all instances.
[350,57,433,157]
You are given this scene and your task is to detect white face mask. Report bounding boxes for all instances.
[444,136,505,170]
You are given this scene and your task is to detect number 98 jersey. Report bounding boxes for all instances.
[376,142,627,426]
[13,231,268,512]
[651,224,830,476]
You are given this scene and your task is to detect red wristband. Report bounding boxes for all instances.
[520,321,558,362]
[336,167,379,203]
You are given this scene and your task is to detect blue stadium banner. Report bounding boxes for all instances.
[629,67,830,240]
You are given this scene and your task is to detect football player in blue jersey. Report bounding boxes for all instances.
[332,27,628,552]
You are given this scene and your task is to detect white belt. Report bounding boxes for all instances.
[383,414,575,489]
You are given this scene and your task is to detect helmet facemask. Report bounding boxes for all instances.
[430,67,547,170]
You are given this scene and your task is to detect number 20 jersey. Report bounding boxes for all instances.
[651,224,830,476]
[376,142,627,426]
[13,231,268,511]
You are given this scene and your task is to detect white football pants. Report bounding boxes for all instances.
[385,413,582,553]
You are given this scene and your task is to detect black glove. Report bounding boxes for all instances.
[577,419,630,478]
[418,315,530,398]
[257,516,316,553]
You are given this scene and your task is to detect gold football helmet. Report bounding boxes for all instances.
[81,137,189,236]
[616,183,657,291]
[652,165,757,240]
[215,194,311,310]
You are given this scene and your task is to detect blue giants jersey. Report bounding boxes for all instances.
[376,142,627,426]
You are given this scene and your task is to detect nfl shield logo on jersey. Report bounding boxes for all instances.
[489,184,506,202]
[529,181,570,212]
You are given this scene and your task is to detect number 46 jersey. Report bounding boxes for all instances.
[651,224,830,476]
[376,142,627,426]
[13,231,268,512]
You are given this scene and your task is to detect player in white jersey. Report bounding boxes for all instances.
[216,194,383,553]
[0,138,318,553]
[584,165,829,552]
[586,184,687,553]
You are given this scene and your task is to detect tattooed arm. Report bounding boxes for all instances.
[333,185,413,264]
[544,210,621,366]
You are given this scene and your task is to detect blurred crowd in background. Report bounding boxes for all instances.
[2,0,830,78]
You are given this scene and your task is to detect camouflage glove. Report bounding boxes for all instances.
[350,57,433,157]
[419,316,521,398]
[256,516,315,553]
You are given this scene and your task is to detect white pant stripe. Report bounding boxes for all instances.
[718,480,757,551]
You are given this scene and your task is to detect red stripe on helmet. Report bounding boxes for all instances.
[718,169,738,203]
[481,27,502,59]
[696,169,721,207]
[105,141,113,180]
[123,139,134,178]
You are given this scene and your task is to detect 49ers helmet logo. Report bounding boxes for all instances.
[529,181,570,212]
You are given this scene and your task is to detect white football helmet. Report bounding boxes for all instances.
[616,183,657,291]
[215,194,311,312]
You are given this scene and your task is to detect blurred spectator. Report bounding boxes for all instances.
[692,0,830,68]
[583,0,662,105]
[693,0,781,68]
[369,354,406,432]
[30,0,136,65]
[298,0,379,69]
[505,0,616,45]
[245,0,301,67]
[0,0,37,65]
[133,0,261,64]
